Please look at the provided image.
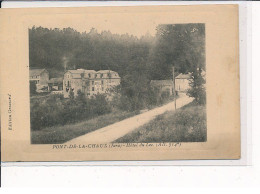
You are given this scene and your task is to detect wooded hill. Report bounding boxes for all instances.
[29,23,205,81]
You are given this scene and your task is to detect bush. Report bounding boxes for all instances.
[89,94,112,115]
[111,85,173,112]
[187,68,206,105]
[30,93,111,131]
[30,80,174,131]
[69,90,74,100]
[171,104,206,142]
[30,81,37,95]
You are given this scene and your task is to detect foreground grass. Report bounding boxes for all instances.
[31,110,137,144]
[114,101,207,143]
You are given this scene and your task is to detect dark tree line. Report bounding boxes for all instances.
[29,27,154,78]
[29,24,205,78]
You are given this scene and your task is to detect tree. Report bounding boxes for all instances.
[76,89,86,102]
[30,81,37,95]
[150,24,206,105]
[187,68,206,105]
[69,90,74,100]
[149,23,205,80]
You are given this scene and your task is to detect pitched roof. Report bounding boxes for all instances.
[97,70,115,74]
[68,69,97,74]
[176,73,191,79]
[66,69,120,79]
[48,78,63,84]
[67,70,88,79]
[67,70,84,74]
[98,70,120,78]
[151,80,173,86]
[29,69,48,77]
[84,70,97,74]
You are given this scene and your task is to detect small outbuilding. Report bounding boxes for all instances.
[48,78,63,92]
[175,73,192,92]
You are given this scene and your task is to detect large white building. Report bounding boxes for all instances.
[63,69,121,98]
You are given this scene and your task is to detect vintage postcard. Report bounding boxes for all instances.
[0,5,240,161]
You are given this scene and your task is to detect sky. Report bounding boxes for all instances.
[28,11,160,37]
[24,5,195,38]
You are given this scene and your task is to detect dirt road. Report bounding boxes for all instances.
[66,93,193,144]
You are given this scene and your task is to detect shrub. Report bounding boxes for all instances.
[112,85,173,112]
[30,81,37,95]
[187,68,206,105]
[69,90,75,100]
[30,93,111,131]
[89,94,112,115]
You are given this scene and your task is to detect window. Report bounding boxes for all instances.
[101,74,103,78]
[101,80,104,85]
[88,73,91,78]
[92,81,94,85]
[67,74,70,78]
[92,87,95,91]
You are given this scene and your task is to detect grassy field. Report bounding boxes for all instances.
[31,110,137,144]
[114,101,207,143]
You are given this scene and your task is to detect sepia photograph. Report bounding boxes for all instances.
[29,23,206,144]
[0,5,240,161]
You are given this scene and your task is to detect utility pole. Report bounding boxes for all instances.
[172,66,176,110]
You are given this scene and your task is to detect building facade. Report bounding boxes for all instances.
[29,68,49,92]
[63,69,121,98]
[175,73,192,92]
